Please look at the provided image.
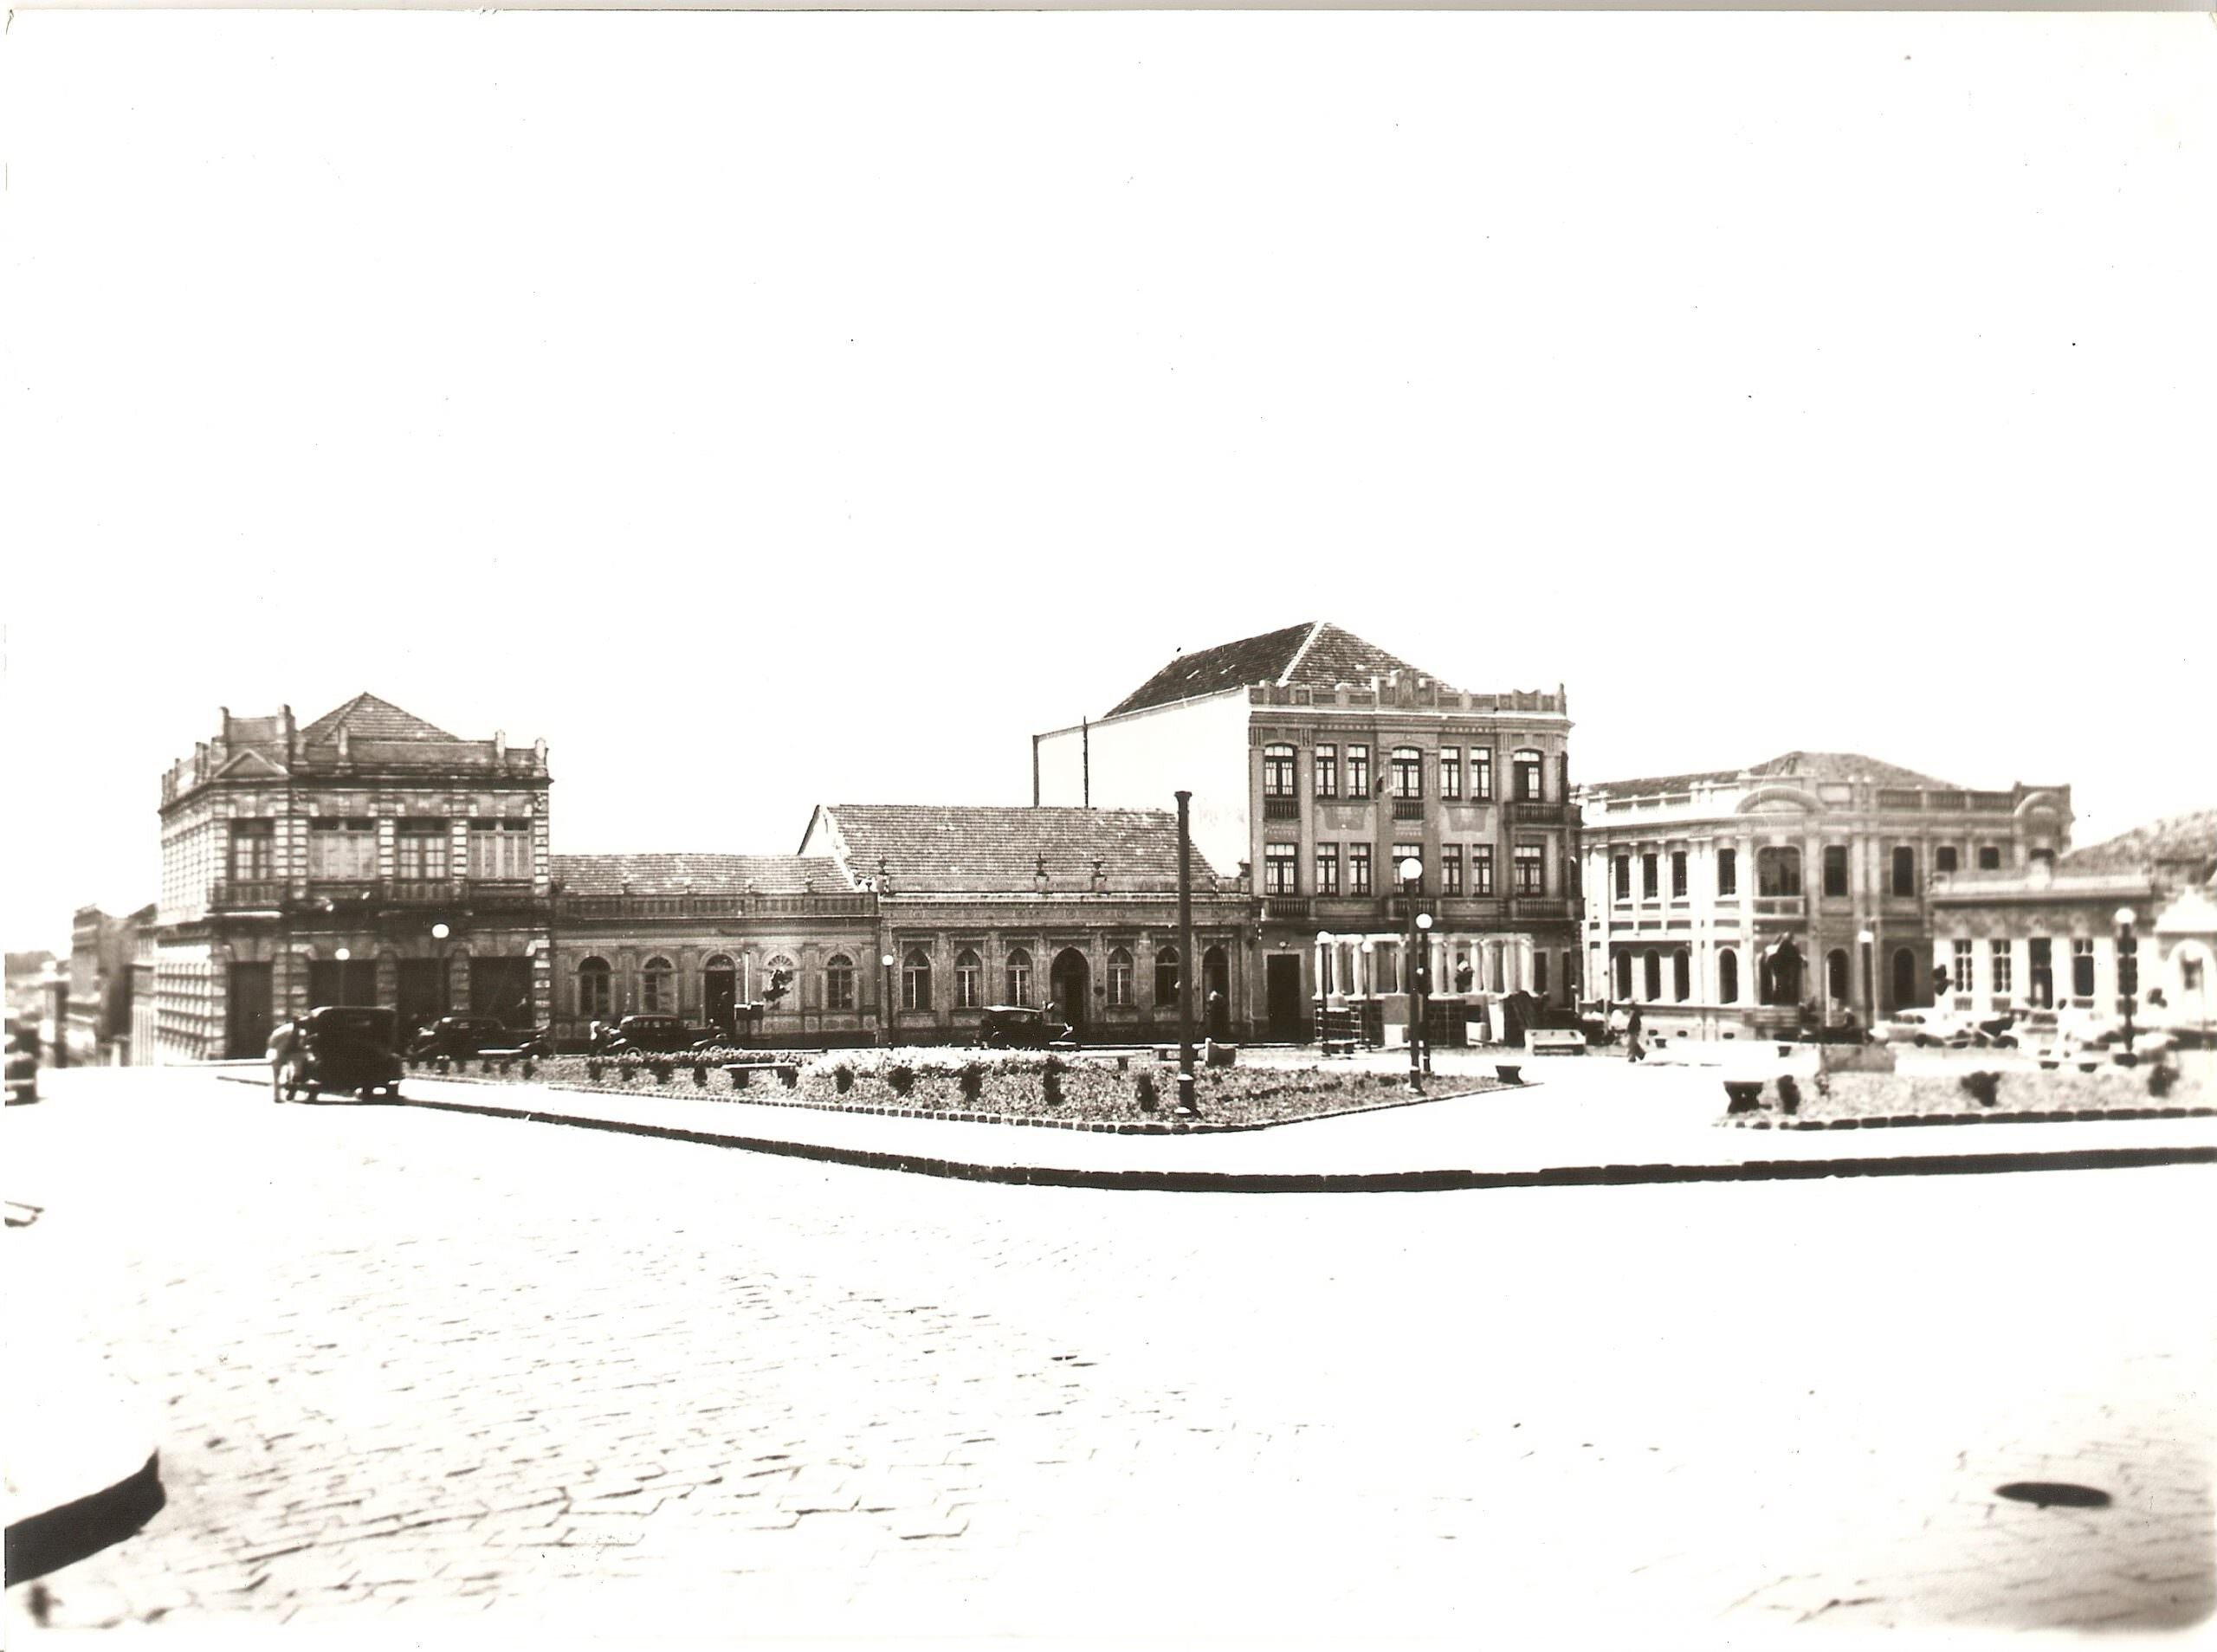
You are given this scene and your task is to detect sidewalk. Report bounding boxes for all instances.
[228,1050,2217,1193]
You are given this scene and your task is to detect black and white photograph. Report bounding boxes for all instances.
[4,8,2213,1647]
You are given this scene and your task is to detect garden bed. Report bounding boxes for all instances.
[1721,1062,2212,1129]
[404,1049,1506,1132]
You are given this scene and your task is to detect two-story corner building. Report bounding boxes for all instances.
[152,695,553,1062]
[1926,809,2217,1038]
[1574,752,2072,1039]
[1031,622,1580,1043]
[799,803,1254,1046]
[546,853,879,1048]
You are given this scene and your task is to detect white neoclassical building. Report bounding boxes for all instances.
[1575,752,2072,1041]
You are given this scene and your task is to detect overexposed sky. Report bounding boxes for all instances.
[3,10,2213,952]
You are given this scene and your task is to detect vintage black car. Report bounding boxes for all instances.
[270,1005,404,1102]
[976,1005,1075,1050]
[408,1015,551,1061]
[592,1014,714,1055]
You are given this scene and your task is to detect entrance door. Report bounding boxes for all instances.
[1204,946,1232,1040]
[1761,941,1803,1006]
[469,956,535,1029]
[704,958,738,1035]
[1891,946,1921,1010]
[307,958,378,1009]
[1049,948,1089,1036]
[227,961,273,1058]
[398,958,449,1032]
[1265,954,1303,1042]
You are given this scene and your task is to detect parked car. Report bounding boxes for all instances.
[5,1017,36,1105]
[408,1015,550,1061]
[270,1005,404,1101]
[592,1014,713,1055]
[1871,1008,1981,1048]
[976,1005,1074,1050]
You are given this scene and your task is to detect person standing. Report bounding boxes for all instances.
[1626,1003,1646,1063]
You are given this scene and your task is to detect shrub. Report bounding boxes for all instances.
[887,1062,916,1098]
[833,1064,855,1095]
[1959,1069,2003,1108]
[650,1060,674,1085]
[1134,1070,1158,1112]
[585,1058,604,1082]
[958,1062,984,1103]
[1775,1074,1801,1115]
[692,1063,709,1087]
[1042,1067,1063,1107]
[2149,1061,2179,1099]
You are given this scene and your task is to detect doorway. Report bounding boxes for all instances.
[398,958,449,1034]
[704,957,738,1036]
[1891,946,1921,1010]
[1265,954,1302,1042]
[1050,948,1089,1036]
[227,961,273,1058]
[307,957,378,1010]
[1204,946,1232,1041]
[470,956,535,1028]
[1760,939,1804,1006]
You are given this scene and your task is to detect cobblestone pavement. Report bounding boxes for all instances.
[7,1068,2212,1643]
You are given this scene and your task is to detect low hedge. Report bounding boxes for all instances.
[1723,1061,2210,1127]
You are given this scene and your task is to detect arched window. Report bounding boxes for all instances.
[1756,846,1802,897]
[1614,951,1633,1000]
[1672,950,1690,1002]
[1891,845,1918,898]
[641,956,674,1013]
[1262,743,1297,799]
[1891,946,1919,1009]
[1643,950,1662,1002]
[954,948,982,1010]
[578,956,612,1019]
[1154,945,1179,1006]
[1513,748,1544,802]
[1107,947,1134,1007]
[763,954,796,1010]
[1005,948,1033,1008]
[824,954,856,1011]
[902,948,931,1011]
[1390,746,1425,799]
[1717,948,1739,1003]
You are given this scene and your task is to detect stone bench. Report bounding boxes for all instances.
[1525,1029,1587,1057]
[721,1062,801,1091]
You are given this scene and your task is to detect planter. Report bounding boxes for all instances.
[1496,1064,1523,1086]
[1723,1081,1766,1114]
[729,1066,751,1089]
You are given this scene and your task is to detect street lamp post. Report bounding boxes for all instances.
[1858,928,1875,1030]
[1400,855,1425,1095]
[881,952,898,1049]
[2114,907,2139,1067]
[1175,791,1198,1115]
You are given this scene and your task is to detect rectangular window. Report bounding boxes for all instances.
[1990,939,2013,997]
[1472,749,1494,802]
[229,819,275,881]
[1442,844,1464,895]
[1671,851,1688,900]
[1515,752,1542,801]
[2029,936,2053,1005]
[1952,939,1974,993]
[1474,846,1494,896]
[1348,843,1374,897]
[1391,750,1424,799]
[469,819,533,881]
[1823,844,1849,898]
[1515,844,1545,895]
[1613,855,1632,903]
[1315,843,1340,896]
[307,817,377,881]
[1263,745,1297,797]
[1439,748,1462,801]
[1936,845,1959,874]
[394,819,449,881]
[2071,937,2096,999]
[1314,744,1338,799]
[1347,745,1371,798]
[1264,843,1299,897]
[1534,951,1550,998]
[1978,845,2002,871]
[1891,845,1917,898]
[1392,843,1423,890]
[1640,853,1658,900]
[1106,952,1133,1008]
[1717,847,1737,897]
[956,954,982,1010]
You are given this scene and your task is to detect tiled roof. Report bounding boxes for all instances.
[300,693,459,745]
[1102,622,1452,718]
[1588,751,1959,797]
[2061,809,2217,874]
[551,854,840,895]
[817,804,1223,894]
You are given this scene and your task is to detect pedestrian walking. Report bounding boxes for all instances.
[1626,1004,1646,1063]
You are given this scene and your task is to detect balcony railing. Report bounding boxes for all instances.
[1753,895,1807,919]
[1509,897,1579,922]
[209,878,288,910]
[1391,797,1425,821]
[1504,799,1571,825]
[558,890,878,920]
[1263,796,1301,822]
[1261,895,1312,921]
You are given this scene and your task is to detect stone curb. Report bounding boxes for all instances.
[1726,1106,2217,1131]
[377,1091,2217,1194]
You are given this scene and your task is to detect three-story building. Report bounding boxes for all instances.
[152,695,553,1061]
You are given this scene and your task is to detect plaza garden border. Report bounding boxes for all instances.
[1721,1063,2213,1130]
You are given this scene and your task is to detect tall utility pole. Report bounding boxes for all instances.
[1176,790,1197,1114]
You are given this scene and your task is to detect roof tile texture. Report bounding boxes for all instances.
[822,804,1221,894]
[1103,622,1451,718]
[552,854,840,895]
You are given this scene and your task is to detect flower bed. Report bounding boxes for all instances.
[1721,1062,2212,1129]
[410,1048,1498,1130]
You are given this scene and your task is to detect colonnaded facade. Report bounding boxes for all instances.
[1574,752,2072,1040]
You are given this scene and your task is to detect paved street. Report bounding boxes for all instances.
[7,1066,2213,1645]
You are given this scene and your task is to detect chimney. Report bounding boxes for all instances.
[533,738,548,771]
[1035,854,1050,894]
[282,705,296,765]
[336,725,351,765]
[1091,857,1107,893]
[494,729,507,764]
